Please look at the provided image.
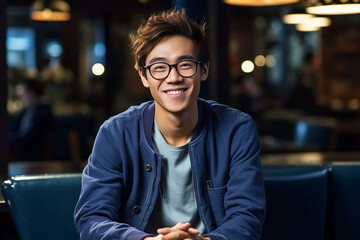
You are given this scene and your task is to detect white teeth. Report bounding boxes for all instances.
[166,89,184,94]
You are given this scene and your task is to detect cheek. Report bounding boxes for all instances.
[145,80,162,92]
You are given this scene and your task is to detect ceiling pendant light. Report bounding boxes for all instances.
[224,0,300,6]
[296,24,321,31]
[282,1,315,24]
[296,16,331,31]
[283,13,314,24]
[306,0,360,15]
[30,0,71,21]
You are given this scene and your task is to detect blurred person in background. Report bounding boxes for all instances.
[287,52,320,114]
[86,77,106,133]
[40,57,74,103]
[9,78,53,161]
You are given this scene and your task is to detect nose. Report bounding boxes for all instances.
[166,66,183,83]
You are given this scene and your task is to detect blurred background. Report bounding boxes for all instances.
[1,0,360,165]
[0,1,360,239]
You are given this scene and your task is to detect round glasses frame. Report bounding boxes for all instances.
[143,59,201,80]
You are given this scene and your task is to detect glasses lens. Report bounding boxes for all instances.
[150,63,169,79]
[177,61,197,77]
[149,60,198,79]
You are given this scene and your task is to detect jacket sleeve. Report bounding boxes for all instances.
[73,121,152,240]
[206,114,266,240]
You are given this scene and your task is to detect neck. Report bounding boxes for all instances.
[154,103,198,147]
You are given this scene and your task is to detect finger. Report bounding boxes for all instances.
[173,222,186,228]
[157,227,172,235]
[161,231,187,240]
[158,222,191,234]
[157,225,188,235]
[173,222,191,230]
[187,227,200,235]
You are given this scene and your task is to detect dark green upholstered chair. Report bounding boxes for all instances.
[293,118,335,152]
[261,166,328,240]
[326,164,360,240]
[1,173,81,240]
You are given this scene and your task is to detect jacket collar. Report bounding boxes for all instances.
[142,99,205,148]
[143,102,155,148]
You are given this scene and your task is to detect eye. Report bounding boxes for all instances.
[179,61,194,69]
[152,63,167,72]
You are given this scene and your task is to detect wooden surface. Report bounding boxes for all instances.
[261,151,360,166]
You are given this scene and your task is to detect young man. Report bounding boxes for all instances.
[74,9,266,240]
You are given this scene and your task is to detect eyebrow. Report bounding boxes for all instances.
[148,55,196,65]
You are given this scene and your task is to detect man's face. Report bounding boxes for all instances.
[139,35,209,115]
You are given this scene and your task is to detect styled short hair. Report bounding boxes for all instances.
[130,8,209,71]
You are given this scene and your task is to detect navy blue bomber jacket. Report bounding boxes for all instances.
[74,98,266,240]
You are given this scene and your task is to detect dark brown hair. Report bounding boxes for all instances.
[130,8,209,72]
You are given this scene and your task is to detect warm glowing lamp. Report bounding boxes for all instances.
[30,0,71,21]
[306,0,360,15]
[92,63,105,76]
[241,60,255,73]
[255,55,266,67]
[296,16,331,31]
[224,0,300,6]
[306,17,331,27]
[283,13,314,24]
[296,23,321,31]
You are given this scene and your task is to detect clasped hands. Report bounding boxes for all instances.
[144,222,210,240]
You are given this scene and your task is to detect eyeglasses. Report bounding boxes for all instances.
[143,60,201,80]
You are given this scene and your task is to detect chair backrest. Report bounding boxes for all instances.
[294,117,336,151]
[261,166,328,240]
[325,164,360,240]
[1,173,81,240]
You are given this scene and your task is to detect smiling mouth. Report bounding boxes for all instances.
[165,89,187,95]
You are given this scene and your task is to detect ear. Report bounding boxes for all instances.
[200,61,209,81]
[138,68,149,88]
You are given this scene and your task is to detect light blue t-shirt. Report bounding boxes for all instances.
[145,121,206,235]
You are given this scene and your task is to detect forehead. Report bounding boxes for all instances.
[146,35,196,64]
